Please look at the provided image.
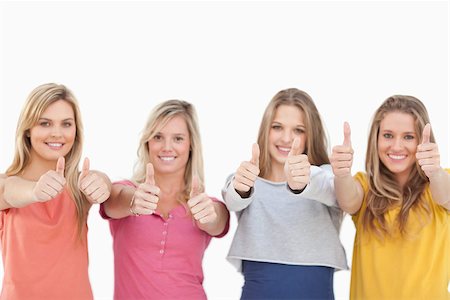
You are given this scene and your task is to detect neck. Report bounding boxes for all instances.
[22,155,59,181]
[395,168,412,191]
[266,162,286,182]
[155,172,185,196]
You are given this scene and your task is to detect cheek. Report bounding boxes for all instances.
[68,129,77,142]
[268,131,278,144]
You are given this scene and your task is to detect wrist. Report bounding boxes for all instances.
[4,177,37,208]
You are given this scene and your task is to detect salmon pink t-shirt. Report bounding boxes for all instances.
[0,188,92,300]
[100,180,229,300]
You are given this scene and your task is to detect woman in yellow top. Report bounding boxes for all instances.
[330,95,449,300]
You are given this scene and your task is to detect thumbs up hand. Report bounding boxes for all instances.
[32,156,66,202]
[416,124,441,179]
[284,138,310,191]
[188,176,217,224]
[330,122,354,178]
[78,158,111,204]
[232,143,260,195]
[130,163,160,216]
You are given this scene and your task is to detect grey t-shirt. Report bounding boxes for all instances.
[222,164,348,272]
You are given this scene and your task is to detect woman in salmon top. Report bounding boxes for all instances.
[0,83,111,300]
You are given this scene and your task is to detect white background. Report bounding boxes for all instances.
[0,1,448,299]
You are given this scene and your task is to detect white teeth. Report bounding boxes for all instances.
[278,147,291,152]
[160,157,175,161]
[47,143,63,147]
[389,154,406,160]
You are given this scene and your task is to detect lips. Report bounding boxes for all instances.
[159,156,175,161]
[388,154,407,160]
[276,146,291,155]
[46,142,64,150]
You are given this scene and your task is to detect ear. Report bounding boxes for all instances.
[25,130,31,137]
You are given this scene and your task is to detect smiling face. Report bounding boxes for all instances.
[29,100,76,165]
[147,114,191,177]
[268,104,307,169]
[378,111,418,187]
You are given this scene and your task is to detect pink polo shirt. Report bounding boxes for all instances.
[100,180,229,300]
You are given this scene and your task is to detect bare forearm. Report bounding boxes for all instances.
[103,186,135,219]
[429,169,450,210]
[197,202,229,236]
[334,175,363,214]
[3,176,36,208]
[0,175,13,210]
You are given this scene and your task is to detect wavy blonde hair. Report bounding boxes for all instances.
[6,83,89,233]
[363,95,432,237]
[132,100,204,202]
[257,88,329,178]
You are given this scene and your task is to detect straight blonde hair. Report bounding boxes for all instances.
[257,88,329,178]
[363,95,432,237]
[6,83,89,234]
[132,100,205,202]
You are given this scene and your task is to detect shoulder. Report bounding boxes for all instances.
[0,174,6,189]
[354,172,368,187]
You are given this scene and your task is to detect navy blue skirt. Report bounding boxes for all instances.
[241,260,334,300]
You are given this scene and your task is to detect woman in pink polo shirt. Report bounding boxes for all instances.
[101,99,230,300]
[0,83,111,300]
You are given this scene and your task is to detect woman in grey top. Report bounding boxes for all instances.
[223,88,347,299]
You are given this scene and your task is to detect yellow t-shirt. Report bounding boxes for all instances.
[351,170,450,300]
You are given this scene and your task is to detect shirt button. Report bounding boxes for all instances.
[169,214,173,219]
[164,223,168,226]
[162,231,167,235]
[161,241,165,245]
[159,249,164,254]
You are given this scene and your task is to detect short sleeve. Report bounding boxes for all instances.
[352,172,368,224]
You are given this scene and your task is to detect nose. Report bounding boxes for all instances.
[392,137,404,150]
[281,130,293,144]
[162,138,173,151]
[50,125,63,138]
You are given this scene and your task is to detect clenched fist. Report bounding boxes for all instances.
[32,156,66,202]
[284,138,310,191]
[130,163,160,216]
[233,143,260,195]
[188,176,217,224]
[330,122,354,178]
[78,158,111,204]
[416,124,441,179]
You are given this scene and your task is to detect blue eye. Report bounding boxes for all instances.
[383,133,393,139]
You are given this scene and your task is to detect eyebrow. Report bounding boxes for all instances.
[381,129,416,134]
[272,121,306,128]
[38,117,75,122]
[155,132,187,136]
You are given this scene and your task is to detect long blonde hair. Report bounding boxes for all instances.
[6,83,89,233]
[363,95,432,237]
[257,88,329,178]
[132,100,205,201]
